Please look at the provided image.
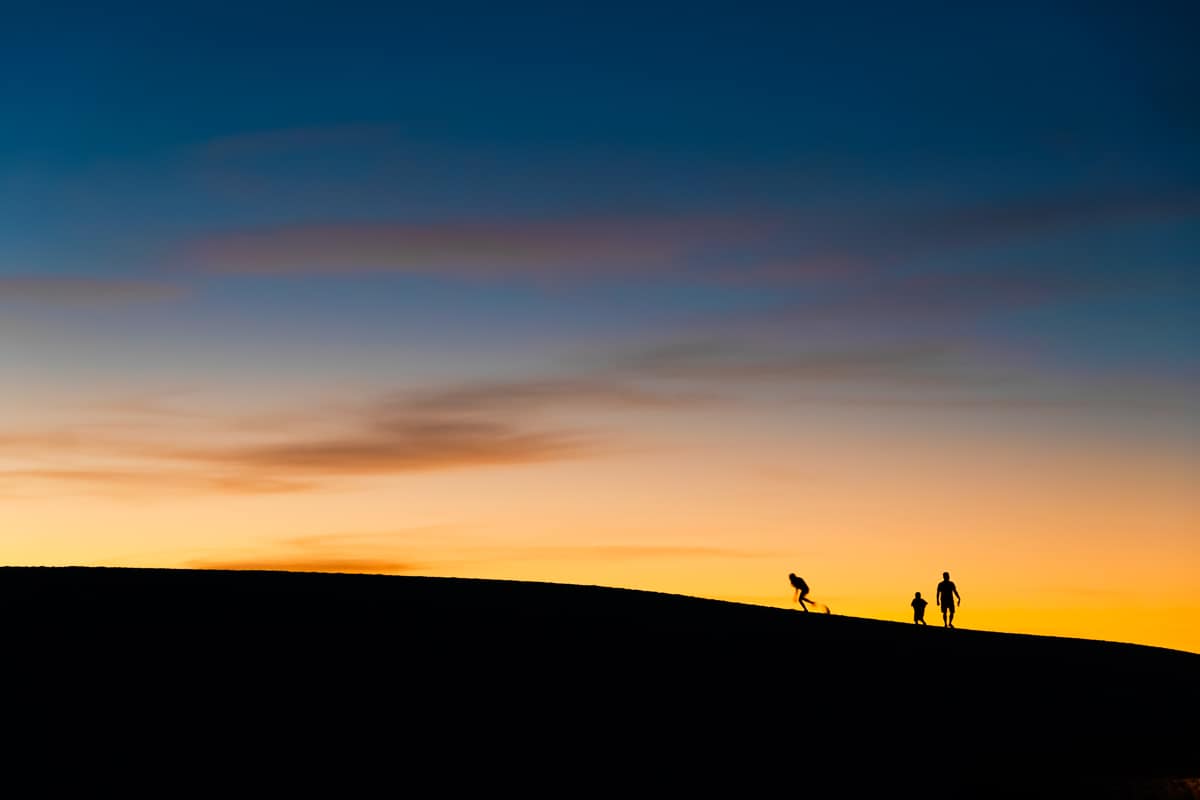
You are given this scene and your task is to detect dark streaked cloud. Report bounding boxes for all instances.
[0,388,610,495]
[0,419,591,495]
[179,419,589,477]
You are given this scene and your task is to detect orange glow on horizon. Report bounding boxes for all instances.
[2,383,1196,656]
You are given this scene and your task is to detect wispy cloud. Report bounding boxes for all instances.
[164,124,1200,301]
[0,275,183,304]
[185,556,422,573]
[198,123,399,161]
[176,178,1199,289]
[735,186,1200,277]
[184,530,765,576]
[498,544,770,560]
[186,214,760,281]
[186,530,436,573]
[608,339,964,385]
[385,337,1075,418]
[1,322,1174,499]
[2,468,315,495]
[875,187,1200,259]
[781,264,1137,326]
[396,378,710,415]
[386,343,1017,418]
[593,335,1145,410]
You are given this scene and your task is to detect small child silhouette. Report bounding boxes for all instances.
[911,591,928,625]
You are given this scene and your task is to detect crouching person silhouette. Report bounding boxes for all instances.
[789,573,813,612]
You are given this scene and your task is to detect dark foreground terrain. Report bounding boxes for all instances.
[1,566,1196,797]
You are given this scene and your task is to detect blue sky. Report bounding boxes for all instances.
[4,0,1197,421]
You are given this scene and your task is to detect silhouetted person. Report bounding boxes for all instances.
[911,591,928,625]
[789,572,813,612]
[936,571,961,627]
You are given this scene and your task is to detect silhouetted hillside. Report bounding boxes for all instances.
[1,567,1195,798]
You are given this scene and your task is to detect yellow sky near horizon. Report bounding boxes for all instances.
[4,399,1197,655]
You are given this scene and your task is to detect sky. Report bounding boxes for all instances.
[2,1,1198,653]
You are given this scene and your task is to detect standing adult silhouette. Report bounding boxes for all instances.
[936,571,961,628]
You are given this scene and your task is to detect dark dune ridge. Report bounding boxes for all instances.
[2,566,1196,797]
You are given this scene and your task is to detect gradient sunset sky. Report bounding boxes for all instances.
[3,1,1198,652]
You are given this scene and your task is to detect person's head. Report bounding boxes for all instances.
[943,571,950,580]
[914,591,921,598]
